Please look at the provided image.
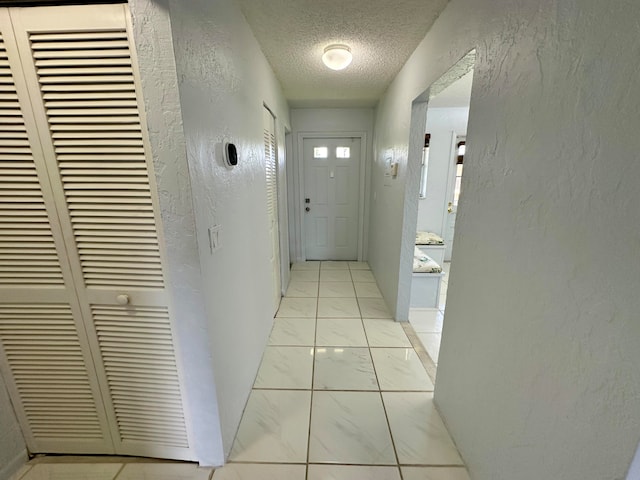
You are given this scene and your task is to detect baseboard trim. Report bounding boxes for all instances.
[0,449,28,480]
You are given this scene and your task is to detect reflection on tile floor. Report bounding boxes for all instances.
[410,261,449,366]
[218,261,469,479]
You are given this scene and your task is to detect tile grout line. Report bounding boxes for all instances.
[402,322,437,384]
[351,264,403,479]
[112,463,127,480]
[304,265,321,480]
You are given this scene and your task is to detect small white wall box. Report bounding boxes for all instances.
[223,142,238,168]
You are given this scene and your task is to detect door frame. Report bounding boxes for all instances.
[396,50,476,321]
[295,131,368,261]
[441,134,465,260]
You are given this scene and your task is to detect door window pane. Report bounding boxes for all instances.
[336,147,350,158]
[314,147,328,158]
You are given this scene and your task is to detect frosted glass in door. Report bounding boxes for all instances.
[303,138,360,260]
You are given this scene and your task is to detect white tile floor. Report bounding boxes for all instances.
[410,261,449,365]
[9,460,213,480]
[10,261,465,480]
[216,260,469,479]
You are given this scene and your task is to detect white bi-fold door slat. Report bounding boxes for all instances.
[0,4,194,461]
[263,107,281,314]
[0,15,115,454]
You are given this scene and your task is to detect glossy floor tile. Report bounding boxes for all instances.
[350,269,376,282]
[276,297,318,318]
[363,318,412,347]
[359,298,392,318]
[213,463,306,479]
[354,281,383,298]
[307,464,401,479]
[383,392,463,465]
[409,308,444,333]
[309,391,396,465]
[14,460,216,480]
[285,281,319,297]
[289,270,320,282]
[319,281,356,297]
[314,347,378,390]
[348,261,371,270]
[320,269,352,282]
[268,318,316,346]
[118,464,211,480]
[417,332,442,364]
[224,261,466,475]
[317,297,360,317]
[18,261,466,479]
[291,261,320,271]
[229,389,311,462]
[371,348,434,391]
[316,318,367,346]
[21,464,123,480]
[254,346,314,389]
[401,467,470,480]
[321,261,350,270]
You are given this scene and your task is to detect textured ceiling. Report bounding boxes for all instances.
[237,0,450,108]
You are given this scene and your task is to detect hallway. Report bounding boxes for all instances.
[214,261,469,479]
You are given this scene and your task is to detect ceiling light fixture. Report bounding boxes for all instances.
[322,44,352,70]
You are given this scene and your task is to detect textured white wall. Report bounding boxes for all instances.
[128,0,223,465]
[289,109,374,262]
[370,0,640,478]
[0,380,26,480]
[165,0,290,459]
[417,107,469,234]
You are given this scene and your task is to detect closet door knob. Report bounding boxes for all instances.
[116,294,130,305]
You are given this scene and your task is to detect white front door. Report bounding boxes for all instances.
[303,137,360,260]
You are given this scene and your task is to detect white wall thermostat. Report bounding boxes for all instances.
[223,142,238,169]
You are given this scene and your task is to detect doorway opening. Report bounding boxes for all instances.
[398,51,476,376]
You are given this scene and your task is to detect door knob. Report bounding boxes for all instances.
[116,294,130,305]
[305,207,310,212]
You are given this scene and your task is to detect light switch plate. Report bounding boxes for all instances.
[208,225,221,253]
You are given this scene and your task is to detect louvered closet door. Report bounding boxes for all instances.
[9,4,194,460]
[0,11,115,454]
[263,107,281,315]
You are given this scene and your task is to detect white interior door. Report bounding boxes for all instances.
[0,4,194,460]
[263,107,281,314]
[443,135,464,261]
[303,137,360,260]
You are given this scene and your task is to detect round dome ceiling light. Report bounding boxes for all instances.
[322,44,352,70]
